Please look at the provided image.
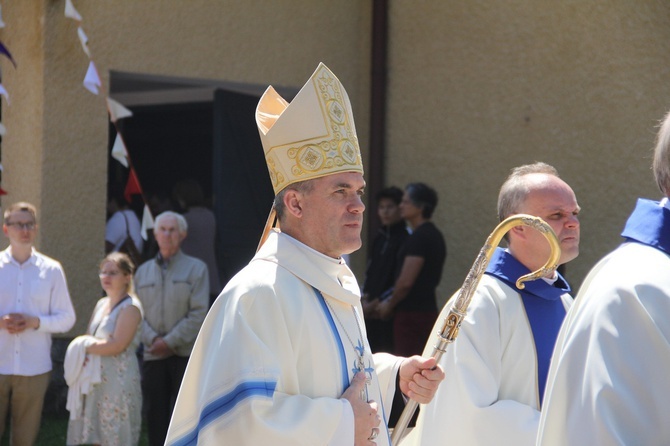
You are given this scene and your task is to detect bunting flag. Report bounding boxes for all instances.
[124,167,142,203]
[0,159,6,195]
[140,204,154,240]
[77,27,90,58]
[0,7,6,191]
[107,97,133,122]
[111,133,129,167]
[65,0,83,21]
[0,83,10,105]
[0,42,16,68]
[83,60,101,94]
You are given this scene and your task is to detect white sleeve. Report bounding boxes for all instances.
[38,263,76,333]
[105,211,126,249]
[330,400,355,446]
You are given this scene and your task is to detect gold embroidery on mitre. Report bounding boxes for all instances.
[266,157,285,190]
[267,66,363,191]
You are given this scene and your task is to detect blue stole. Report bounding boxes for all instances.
[621,198,670,254]
[485,248,571,406]
[311,287,390,436]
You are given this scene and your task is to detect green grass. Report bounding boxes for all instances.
[1,414,149,446]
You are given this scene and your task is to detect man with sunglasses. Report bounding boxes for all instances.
[0,201,75,446]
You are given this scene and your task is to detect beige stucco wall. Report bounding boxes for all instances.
[2,1,669,334]
[387,1,670,306]
[1,0,371,335]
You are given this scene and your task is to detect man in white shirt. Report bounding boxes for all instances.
[0,202,76,446]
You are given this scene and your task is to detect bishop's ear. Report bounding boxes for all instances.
[282,189,304,218]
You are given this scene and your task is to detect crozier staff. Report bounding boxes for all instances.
[166,63,444,446]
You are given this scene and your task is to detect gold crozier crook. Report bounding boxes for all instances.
[390,214,562,445]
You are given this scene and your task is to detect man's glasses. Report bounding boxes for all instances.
[6,222,36,230]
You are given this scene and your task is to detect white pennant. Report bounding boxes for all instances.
[78,27,90,58]
[107,97,133,122]
[111,134,128,168]
[65,0,83,21]
[141,205,154,241]
[0,83,9,105]
[83,61,101,95]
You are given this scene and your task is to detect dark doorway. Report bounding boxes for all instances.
[213,89,274,284]
[114,102,214,200]
[107,72,296,289]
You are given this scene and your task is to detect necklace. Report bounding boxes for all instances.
[324,298,373,400]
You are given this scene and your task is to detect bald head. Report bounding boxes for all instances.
[499,163,581,271]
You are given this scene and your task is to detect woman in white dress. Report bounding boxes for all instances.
[67,252,144,446]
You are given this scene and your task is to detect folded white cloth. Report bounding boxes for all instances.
[64,335,101,420]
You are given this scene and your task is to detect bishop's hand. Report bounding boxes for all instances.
[341,372,382,445]
[398,356,445,404]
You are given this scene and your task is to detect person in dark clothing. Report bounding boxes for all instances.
[377,182,447,357]
[361,186,409,353]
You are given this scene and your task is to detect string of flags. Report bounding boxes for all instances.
[0,0,154,227]
[0,1,15,196]
[65,0,153,236]
[106,99,152,238]
[65,0,101,95]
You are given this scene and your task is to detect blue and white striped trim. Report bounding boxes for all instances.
[170,380,277,446]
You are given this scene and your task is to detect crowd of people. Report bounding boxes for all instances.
[2,61,670,445]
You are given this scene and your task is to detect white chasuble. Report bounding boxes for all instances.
[538,199,670,445]
[166,231,401,445]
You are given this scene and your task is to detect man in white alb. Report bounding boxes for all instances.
[165,63,444,445]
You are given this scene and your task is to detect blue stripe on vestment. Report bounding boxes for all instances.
[170,380,277,446]
[312,287,351,391]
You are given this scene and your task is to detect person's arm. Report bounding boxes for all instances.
[34,265,76,333]
[162,262,209,351]
[86,305,142,356]
[377,255,424,319]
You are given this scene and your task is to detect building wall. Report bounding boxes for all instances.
[386,1,670,306]
[2,1,669,332]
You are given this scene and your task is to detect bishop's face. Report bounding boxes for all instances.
[296,172,366,259]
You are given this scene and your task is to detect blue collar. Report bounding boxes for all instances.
[621,198,670,254]
[486,248,571,298]
[486,247,571,406]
